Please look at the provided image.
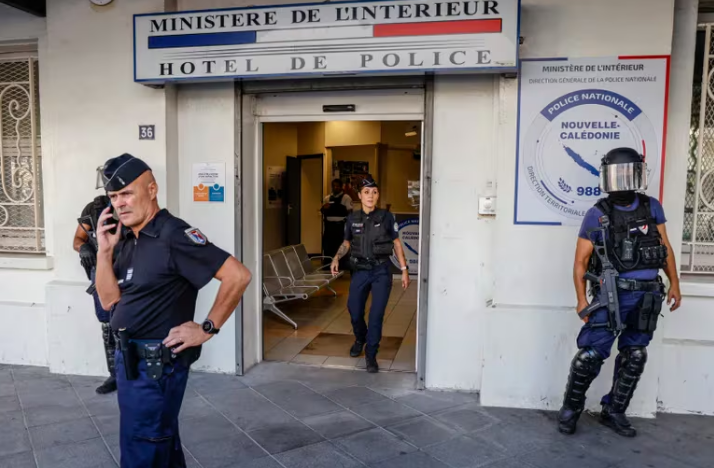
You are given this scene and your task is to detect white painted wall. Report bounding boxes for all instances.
[425,75,497,391]
[177,83,238,373]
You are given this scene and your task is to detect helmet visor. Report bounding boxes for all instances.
[600,162,647,192]
[95,166,109,190]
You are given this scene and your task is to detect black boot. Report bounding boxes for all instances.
[365,355,379,374]
[557,348,603,435]
[96,323,118,395]
[599,347,647,438]
[350,341,365,358]
[600,404,637,437]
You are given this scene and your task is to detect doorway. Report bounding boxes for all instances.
[260,119,422,373]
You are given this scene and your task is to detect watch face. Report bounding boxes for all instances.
[202,321,212,333]
[91,0,114,6]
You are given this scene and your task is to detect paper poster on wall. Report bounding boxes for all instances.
[193,162,225,203]
[266,166,285,209]
[514,56,670,225]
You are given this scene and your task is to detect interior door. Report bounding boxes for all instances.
[285,156,301,246]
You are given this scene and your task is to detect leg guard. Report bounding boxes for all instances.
[558,348,604,435]
[96,323,118,395]
[102,323,117,377]
[609,346,647,414]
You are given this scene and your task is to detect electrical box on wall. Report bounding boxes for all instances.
[478,196,497,217]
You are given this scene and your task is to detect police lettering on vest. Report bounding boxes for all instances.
[588,194,668,275]
[347,209,395,270]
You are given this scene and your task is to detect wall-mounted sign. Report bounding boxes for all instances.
[134,0,520,83]
[139,125,155,140]
[193,162,225,202]
[396,214,419,275]
[514,56,670,225]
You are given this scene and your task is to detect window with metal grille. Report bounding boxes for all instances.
[0,56,44,254]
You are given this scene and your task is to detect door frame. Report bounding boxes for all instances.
[240,85,433,388]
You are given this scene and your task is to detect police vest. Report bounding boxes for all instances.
[588,194,668,275]
[349,209,394,267]
[324,193,349,220]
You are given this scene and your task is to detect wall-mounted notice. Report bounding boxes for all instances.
[193,162,225,202]
[514,56,670,225]
[266,166,285,209]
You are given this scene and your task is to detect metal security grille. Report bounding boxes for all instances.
[0,58,44,253]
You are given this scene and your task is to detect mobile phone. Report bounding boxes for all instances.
[104,203,118,235]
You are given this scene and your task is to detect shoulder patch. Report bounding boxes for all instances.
[184,227,207,245]
[394,222,399,232]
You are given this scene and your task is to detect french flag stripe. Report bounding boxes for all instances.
[148,31,257,49]
[256,25,374,43]
[374,19,502,37]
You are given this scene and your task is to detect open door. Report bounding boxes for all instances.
[285,156,301,246]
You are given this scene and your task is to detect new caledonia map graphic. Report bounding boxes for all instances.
[515,56,670,225]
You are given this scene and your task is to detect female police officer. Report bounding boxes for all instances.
[331,176,410,373]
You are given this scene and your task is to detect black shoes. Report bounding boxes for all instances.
[600,404,637,437]
[95,376,117,395]
[366,356,379,374]
[350,341,365,358]
[557,406,582,435]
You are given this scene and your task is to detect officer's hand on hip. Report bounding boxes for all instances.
[402,271,410,290]
[96,207,122,255]
[330,260,340,276]
[667,284,682,312]
[163,321,212,353]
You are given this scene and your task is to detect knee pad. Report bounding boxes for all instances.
[622,346,647,375]
[572,348,604,376]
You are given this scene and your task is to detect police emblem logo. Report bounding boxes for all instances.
[394,222,399,232]
[184,227,208,245]
[639,225,649,235]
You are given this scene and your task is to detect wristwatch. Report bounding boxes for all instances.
[201,319,220,335]
[400,266,408,271]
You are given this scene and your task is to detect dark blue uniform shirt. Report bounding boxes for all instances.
[109,209,230,339]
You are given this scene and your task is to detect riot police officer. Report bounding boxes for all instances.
[94,154,252,467]
[557,148,681,437]
[322,179,353,266]
[73,195,117,394]
[331,176,410,373]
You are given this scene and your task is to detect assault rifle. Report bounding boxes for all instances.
[577,215,624,333]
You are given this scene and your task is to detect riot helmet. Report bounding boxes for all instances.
[599,148,647,193]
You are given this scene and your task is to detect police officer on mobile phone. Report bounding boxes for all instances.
[330,176,410,374]
[94,153,252,467]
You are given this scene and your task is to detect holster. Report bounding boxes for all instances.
[117,329,139,381]
[628,291,663,333]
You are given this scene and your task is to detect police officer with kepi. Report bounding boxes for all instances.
[557,148,681,438]
[331,176,410,373]
[94,154,252,467]
[73,194,117,395]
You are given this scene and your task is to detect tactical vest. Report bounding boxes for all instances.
[82,195,111,249]
[588,194,668,275]
[324,193,349,220]
[349,209,394,268]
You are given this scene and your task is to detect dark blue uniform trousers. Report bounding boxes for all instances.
[115,350,189,468]
[348,262,393,357]
[576,290,658,405]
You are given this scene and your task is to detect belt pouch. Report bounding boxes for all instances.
[179,345,202,367]
[632,292,662,333]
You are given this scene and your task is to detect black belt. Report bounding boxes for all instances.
[616,278,662,292]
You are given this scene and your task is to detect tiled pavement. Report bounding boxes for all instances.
[1,362,712,468]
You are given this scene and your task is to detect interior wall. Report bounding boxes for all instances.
[301,158,323,254]
[380,121,421,213]
[325,121,381,147]
[262,123,297,252]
